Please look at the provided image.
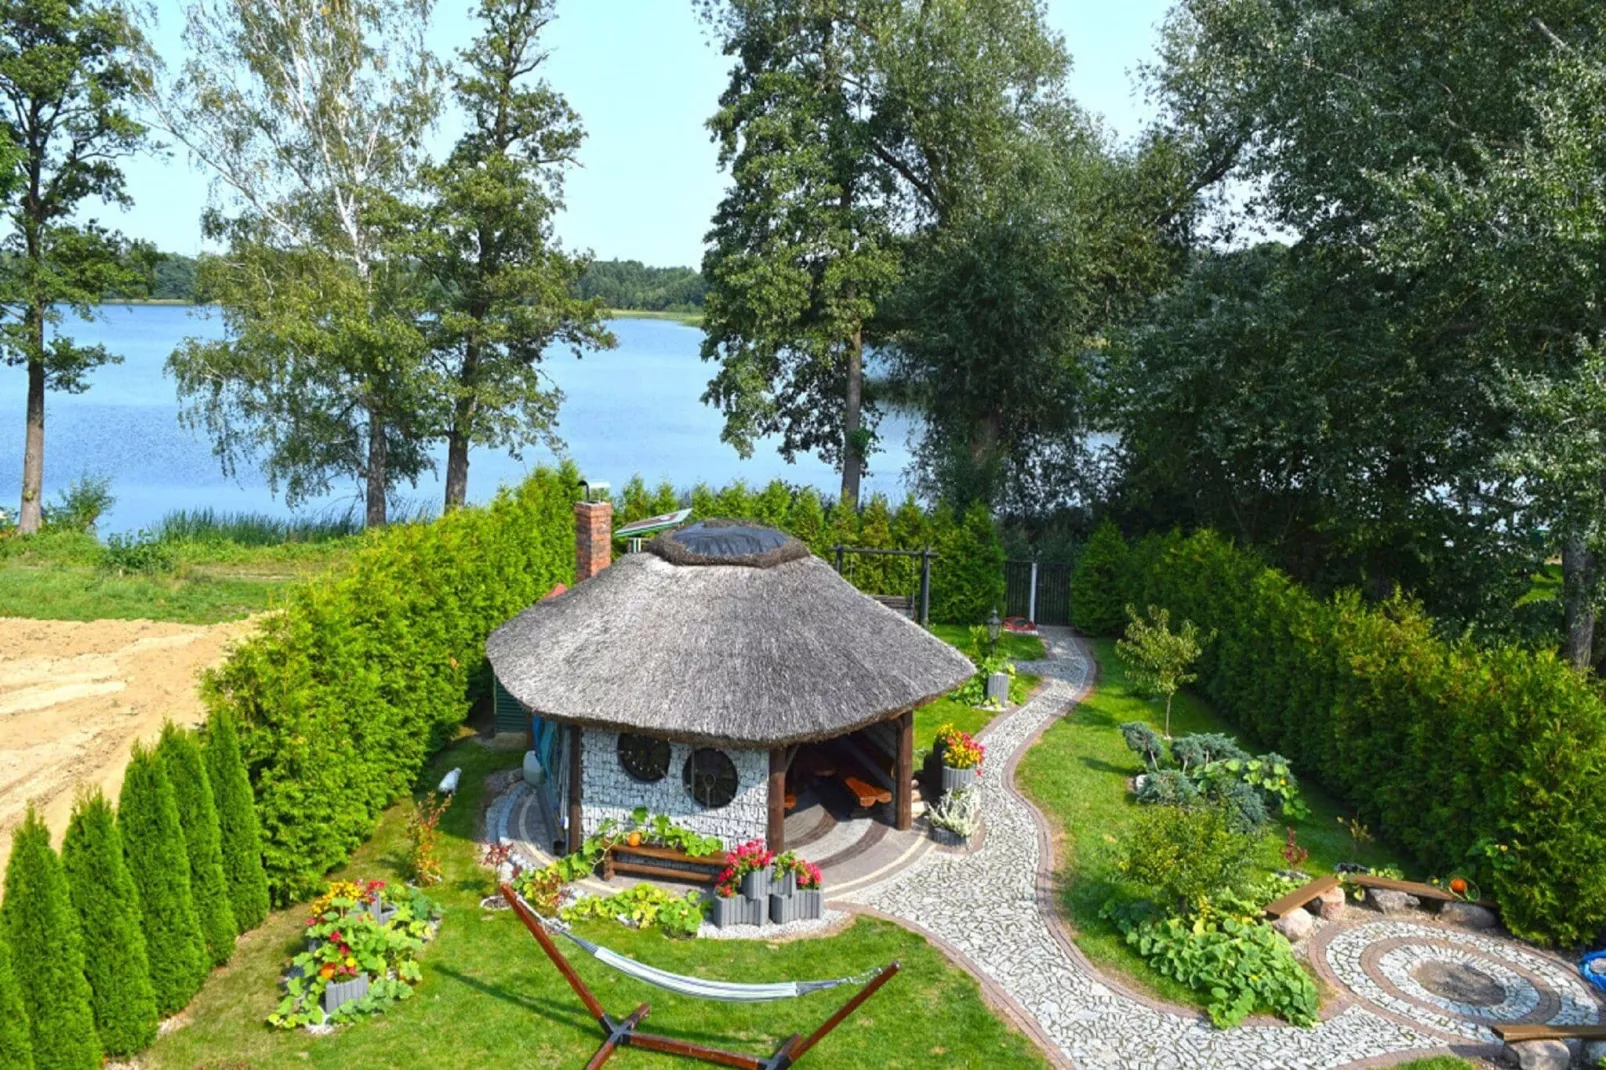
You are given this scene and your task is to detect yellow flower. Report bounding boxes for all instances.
[345,956,357,968]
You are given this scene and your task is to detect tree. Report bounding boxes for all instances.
[203,706,270,931]
[930,501,1006,625]
[1069,520,1129,636]
[158,723,236,966]
[1115,604,1207,738]
[152,0,442,526]
[0,0,148,532]
[1,807,100,1070]
[60,790,159,1057]
[0,926,31,1069]
[118,742,207,1014]
[417,0,613,511]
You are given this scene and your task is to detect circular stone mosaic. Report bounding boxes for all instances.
[1315,919,1601,1043]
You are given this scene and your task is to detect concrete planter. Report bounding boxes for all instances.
[984,672,1011,705]
[364,900,398,926]
[941,764,979,796]
[930,824,966,847]
[710,894,764,929]
[770,888,823,924]
[320,973,370,1016]
[739,868,772,900]
[771,869,797,898]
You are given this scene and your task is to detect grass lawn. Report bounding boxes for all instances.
[0,531,351,623]
[145,740,1048,1068]
[914,625,1045,755]
[1016,638,1407,1011]
[1395,1059,1477,1070]
[606,307,703,327]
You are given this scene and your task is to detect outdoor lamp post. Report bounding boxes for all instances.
[986,608,1002,655]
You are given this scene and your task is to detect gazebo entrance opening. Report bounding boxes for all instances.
[770,712,914,855]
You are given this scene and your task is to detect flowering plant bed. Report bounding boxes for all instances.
[716,840,776,900]
[934,724,985,771]
[271,881,442,1030]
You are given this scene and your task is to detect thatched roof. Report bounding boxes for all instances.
[486,524,975,748]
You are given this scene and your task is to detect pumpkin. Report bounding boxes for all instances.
[1449,877,1468,895]
[627,832,642,847]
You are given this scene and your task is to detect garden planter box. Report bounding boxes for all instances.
[602,844,724,886]
[771,869,797,897]
[320,973,370,1016]
[740,868,772,900]
[710,895,764,929]
[941,765,979,796]
[930,825,966,847]
[769,888,823,924]
[364,900,397,926]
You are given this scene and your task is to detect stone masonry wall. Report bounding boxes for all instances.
[580,728,769,847]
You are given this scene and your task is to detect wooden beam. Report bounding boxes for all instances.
[1262,874,1340,919]
[568,726,584,855]
[1493,1024,1606,1043]
[894,711,913,831]
[768,746,787,852]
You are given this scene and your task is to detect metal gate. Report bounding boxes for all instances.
[1004,560,1073,626]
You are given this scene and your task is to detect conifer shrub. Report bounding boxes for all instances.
[1069,519,1129,635]
[61,791,159,1056]
[2,807,101,1070]
[159,724,237,965]
[0,932,31,1069]
[202,706,271,931]
[119,744,208,1014]
[929,501,1006,625]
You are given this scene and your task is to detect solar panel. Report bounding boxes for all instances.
[615,508,693,539]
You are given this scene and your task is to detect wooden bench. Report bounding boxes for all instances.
[601,843,726,886]
[871,593,915,619]
[1348,873,1498,909]
[1493,1024,1606,1043]
[1262,874,1341,919]
[840,774,891,809]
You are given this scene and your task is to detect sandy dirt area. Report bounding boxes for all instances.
[0,616,255,868]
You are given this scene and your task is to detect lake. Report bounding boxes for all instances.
[0,305,918,534]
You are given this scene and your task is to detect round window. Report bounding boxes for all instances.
[682,748,739,809]
[617,733,671,784]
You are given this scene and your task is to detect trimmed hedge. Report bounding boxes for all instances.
[61,791,159,1057]
[1098,528,1606,945]
[203,707,271,931]
[0,928,30,1069]
[158,724,237,966]
[2,808,100,1070]
[201,464,581,901]
[1069,519,1128,635]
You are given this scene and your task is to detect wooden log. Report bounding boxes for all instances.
[1262,875,1340,919]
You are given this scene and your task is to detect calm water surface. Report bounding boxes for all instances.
[0,305,916,533]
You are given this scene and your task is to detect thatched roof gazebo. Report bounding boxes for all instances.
[487,514,974,854]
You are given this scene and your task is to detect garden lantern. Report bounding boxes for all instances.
[987,608,1002,654]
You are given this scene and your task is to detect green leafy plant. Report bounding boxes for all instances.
[1115,802,1259,910]
[1115,604,1211,739]
[1069,519,1129,635]
[44,473,114,533]
[561,884,706,938]
[1206,754,1308,821]
[100,530,179,575]
[1120,721,1165,770]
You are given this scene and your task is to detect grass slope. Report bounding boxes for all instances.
[144,741,1047,1068]
[917,626,1045,754]
[1016,638,1405,1010]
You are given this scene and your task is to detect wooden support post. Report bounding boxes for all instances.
[894,711,913,831]
[768,746,788,853]
[919,549,932,627]
[568,726,584,855]
[786,962,901,1064]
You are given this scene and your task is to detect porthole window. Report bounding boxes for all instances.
[617,733,671,784]
[682,748,739,809]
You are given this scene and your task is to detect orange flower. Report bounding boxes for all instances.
[319,964,336,980]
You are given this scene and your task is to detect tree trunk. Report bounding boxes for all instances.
[365,407,388,527]
[443,343,479,512]
[1563,535,1595,671]
[18,353,45,534]
[841,327,864,507]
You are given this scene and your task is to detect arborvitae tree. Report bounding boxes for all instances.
[119,743,208,1013]
[202,708,271,931]
[713,479,755,520]
[826,494,860,571]
[752,480,792,530]
[788,488,826,556]
[857,493,895,594]
[890,493,931,598]
[158,724,237,965]
[689,482,717,518]
[0,930,32,1069]
[649,480,679,515]
[61,791,159,1056]
[930,501,1006,625]
[1070,519,1131,636]
[1,808,101,1070]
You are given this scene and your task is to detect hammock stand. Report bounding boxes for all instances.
[502,883,899,1069]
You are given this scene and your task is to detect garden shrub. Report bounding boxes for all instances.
[61,791,160,1057]
[1207,777,1269,835]
[99,531,178,576]
[0,932,31,1069]
[1069,519,1129,634]
[1134,769,1199,807]
[1102,528,1606,945]
[930,501,1006,625]
[1115,802,1259,909]
[1119,721,1164,769]
[1170,732,1247,772]
[119,743,209,1014]
[2,807,102,1070]
[201,464,581,902]
[158,724,237,965]
[202,707,271,931]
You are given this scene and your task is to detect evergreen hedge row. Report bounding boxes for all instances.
[201,464,582,901]
[159,725,237,966]
[1095,527,1606,946]
[0,929,30,1068]
[203,707,271,931]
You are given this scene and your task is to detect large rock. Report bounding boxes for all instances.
[1503,1038,1571,1070]
[1439,900,1498,930]
[1583,1039,1606,1066]
[1365,887,1421,915]
[1309,885,1347,921]
[1272,908,1314,943]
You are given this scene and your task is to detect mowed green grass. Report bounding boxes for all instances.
[1016,638,1406,1010]
[144,741,1048,1069]
[916,625,1045,754]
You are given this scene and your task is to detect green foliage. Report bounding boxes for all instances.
[118,743,208,1014]
[1069,520,1128,635]
[1118,528,1606,945]
[560,884,707,938]
[158,724,237,965]
[203,466,577,901]
[577,259,707,312]
[1,807,101,1069]
[0,929,31,1069]
[1115,604,1209,738]
[1134,769,1198,808]
[42,474,114,533]
[1169,733,1247,772]
[1119,721,1164,769]
[949,625,1018,706]
[202,706,271,931]
[154,507,361,545]
[930,501,1006,625]
[1115,802,1258,909]
[99,530,178,575]
[60,791,159,1057]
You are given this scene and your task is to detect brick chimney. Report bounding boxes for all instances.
[574,499,613,582]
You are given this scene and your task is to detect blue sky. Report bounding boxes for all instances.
[121,0,1172,265]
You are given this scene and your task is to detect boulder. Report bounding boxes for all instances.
[1272,908,1314,943]
[1503,1039,1570,1070]
[1582,1039,1606,1066]
[1365,887,1421,915]
[1439,901,1498,931]
[1309,885,1347,921]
